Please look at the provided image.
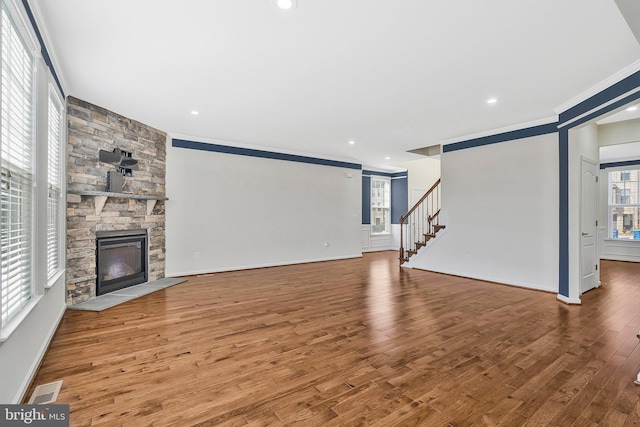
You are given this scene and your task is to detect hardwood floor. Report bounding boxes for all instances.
[27,253,640,426]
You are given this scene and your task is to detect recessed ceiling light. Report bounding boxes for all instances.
[276,0,297,10]
[627,106,638,112]
[348,140,355,145]
[190,110,200,115]
[384,156,391,160]
[486,98,498,104]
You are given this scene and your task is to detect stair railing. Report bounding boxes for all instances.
[399,178,441,265]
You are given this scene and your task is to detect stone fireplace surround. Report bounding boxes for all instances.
[66,97,167,305]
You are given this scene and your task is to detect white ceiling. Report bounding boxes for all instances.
[32,0,640,170]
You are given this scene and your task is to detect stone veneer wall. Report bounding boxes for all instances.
[66,97,167,305]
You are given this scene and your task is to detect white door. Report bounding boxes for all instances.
[580,158,598,294]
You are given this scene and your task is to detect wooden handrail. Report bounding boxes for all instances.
[399,178,441,266]
[428,209,441,223]
[399,178,440,224]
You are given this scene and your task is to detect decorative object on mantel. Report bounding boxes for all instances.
[67,191,169,215]
[98,147,138,167]
[98,148,138,193]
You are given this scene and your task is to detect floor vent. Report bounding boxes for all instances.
[28,380,63,404]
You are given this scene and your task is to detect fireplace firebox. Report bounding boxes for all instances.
[96,230,148,295]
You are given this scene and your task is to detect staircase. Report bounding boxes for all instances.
[399,178,443,265]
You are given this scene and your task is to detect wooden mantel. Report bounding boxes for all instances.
[68,191,169,215]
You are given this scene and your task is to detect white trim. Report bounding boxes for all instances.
[166,253,363,278]
[26,0,68,92]
[0,296,41,343]
[440,116,559,146]
[410,266,557,294]
[3,0,39,58]
[557,294,582,305]
[555,60,640,114]
[45,269,65,290]
[13,302,65,404]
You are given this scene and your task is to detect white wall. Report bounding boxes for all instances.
[406,133,559,292]
[599,118,640,147]
[0,282,66,403]
[165,139,362,275]
[396,157,441,199]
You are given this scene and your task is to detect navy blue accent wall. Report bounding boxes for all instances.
[21,0,65,97]
[442,122,558,153]
[362,175,371,225]
[558,129,569,298]
[601,159,640,169]
[391,177,408,224]
[172,138,362,170]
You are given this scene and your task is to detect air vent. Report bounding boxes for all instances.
[28,380,63,404]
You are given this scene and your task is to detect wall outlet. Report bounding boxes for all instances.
[195,251,201,259]
[324,242,329,248]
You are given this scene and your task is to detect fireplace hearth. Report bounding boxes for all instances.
[96,230,148,296]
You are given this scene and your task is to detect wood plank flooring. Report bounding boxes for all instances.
[27,252,640,426]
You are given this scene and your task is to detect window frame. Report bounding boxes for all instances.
[46,85,64,285]
[1,0,38,332]
[607,167,640,240]
[0,0,65,341]
[370,175,391,235]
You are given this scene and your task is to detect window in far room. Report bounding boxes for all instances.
[609,168,640,239]
[371,176,390,234]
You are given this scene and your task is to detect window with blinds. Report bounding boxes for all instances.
[47,89,62,280]
[1,0,35,328]
[371,176,390,234]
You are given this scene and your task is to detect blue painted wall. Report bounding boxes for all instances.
[362,175,371,225]
[391,177,408,225]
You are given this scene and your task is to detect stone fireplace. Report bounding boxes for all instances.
[66,97,167,305]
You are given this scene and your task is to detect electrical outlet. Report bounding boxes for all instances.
[195,251,201,259]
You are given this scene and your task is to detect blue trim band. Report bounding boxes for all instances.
[362,170,407,178]
[558,129,569,298]
[21,0,65,97]
[561,91,640,131]
[559,70,640,124]
[172,139,362,170]
[442,122,558,153]
[601,159,640,169]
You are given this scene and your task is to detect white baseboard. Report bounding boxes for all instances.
[556,294,581,305]
[167,253,363,277]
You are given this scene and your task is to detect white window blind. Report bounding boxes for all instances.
[371,176,390,234]
[1,1,34,328]
[47,89,62,279]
